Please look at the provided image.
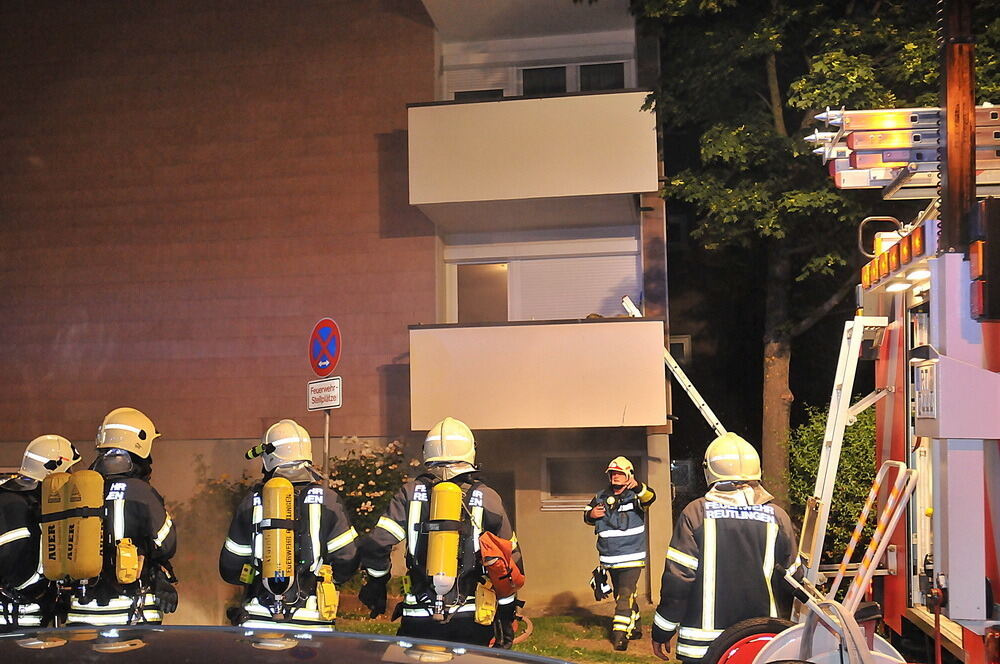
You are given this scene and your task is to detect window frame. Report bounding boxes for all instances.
[539,450,646,511]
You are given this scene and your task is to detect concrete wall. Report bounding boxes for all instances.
[476,427,657,610]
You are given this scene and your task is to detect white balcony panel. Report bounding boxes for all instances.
[408,91,657,223]
[410,319,667,430]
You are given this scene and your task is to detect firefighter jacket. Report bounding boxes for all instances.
[359,472,524,619]
[652,486,800,662]
[219,466,359,631]
[67,472,177,626]
[584,483,656,569]
[0,477,49,628]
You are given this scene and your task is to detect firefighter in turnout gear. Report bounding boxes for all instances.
[219,419,358,632]
[651,433,801,662]
[66,408,178,626]
[584,456,656,651]
[0,435,81,630]
[358,417,525,647]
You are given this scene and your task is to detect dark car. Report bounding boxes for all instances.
[0,626,571,664]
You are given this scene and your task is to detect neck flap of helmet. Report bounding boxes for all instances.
[266,461,322,484]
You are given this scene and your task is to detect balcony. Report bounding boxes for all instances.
[409,318,667,430]
[407,90,658,233]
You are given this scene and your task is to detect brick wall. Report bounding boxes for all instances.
[0,0,437,444]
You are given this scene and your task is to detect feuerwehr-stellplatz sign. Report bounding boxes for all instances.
[308,318,342,410]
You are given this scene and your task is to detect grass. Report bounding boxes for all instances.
[337,600,677,664]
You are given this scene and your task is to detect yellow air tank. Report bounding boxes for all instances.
[262,477,296,595]
[65,470,105,580]
[426,481,462,601]
[41,472,72,581]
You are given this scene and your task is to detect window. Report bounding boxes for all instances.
[454,89,504,102]
[541,452,645,511]
[522,66,566,96]
[669,335,693,366]
[580,63,625,91]
[457,263,508,323]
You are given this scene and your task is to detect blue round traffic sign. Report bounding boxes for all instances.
[309,318,341,377]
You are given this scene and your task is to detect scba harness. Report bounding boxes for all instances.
[399,477,521,625]
[243,478,339,625]
[43,472,177,626]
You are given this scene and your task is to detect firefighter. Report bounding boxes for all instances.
[651,433,801,662]
[584,456,656,651]
[357,417,524,647]
[219,418,358,632]
[66,407,178,626]
[0,435,81,630]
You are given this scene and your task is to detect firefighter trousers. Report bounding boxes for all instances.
[609,567,641,636]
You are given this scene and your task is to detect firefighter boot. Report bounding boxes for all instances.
[612,632,628,651]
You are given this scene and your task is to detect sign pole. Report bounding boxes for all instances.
[324,408,331,485]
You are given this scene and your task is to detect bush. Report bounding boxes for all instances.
[788,405,876,564]
[327,438,419,534]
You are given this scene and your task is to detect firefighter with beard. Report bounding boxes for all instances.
[220,419,358,632]
[357,417,524,647]
[66,408,178,626]
[651,433,801,663]
[584,456,656,651]
[0,435,81,630]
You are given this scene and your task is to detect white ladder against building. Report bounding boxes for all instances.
[621,295,727,437]
[800,315,890,585]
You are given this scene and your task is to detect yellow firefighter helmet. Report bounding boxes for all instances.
[703,432,761,485]
[19,435,81,482]
[424,417,475,466]
[605,456,635,480]
[261,419,313,472]
[96,408,160,459]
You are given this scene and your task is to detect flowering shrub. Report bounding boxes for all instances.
[327,438,419,533]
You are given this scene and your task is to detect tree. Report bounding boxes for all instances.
[630,0,1000,504]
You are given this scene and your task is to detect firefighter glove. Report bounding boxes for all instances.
[359,574,389,618]
[493,599,521,649]
[153,567,179,614]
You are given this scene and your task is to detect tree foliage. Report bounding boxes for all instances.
[629,0,1000,502]
[788,405,875,564]
[633,0,1000,320]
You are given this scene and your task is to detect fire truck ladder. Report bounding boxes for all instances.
[799,316,890,585]
[621,296,727,437]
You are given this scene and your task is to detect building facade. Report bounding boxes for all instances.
[0,0,670,621]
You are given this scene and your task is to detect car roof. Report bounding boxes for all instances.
[0,625,572,664]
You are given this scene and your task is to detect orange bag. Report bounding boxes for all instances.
[479,531,524,598]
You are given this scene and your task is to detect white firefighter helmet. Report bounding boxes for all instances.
[606,456,635,480]
[96,407,160,459]
[19,435,81,481]
[261,419,313,472]
[423,417,476,466]
[703,432,761,486]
